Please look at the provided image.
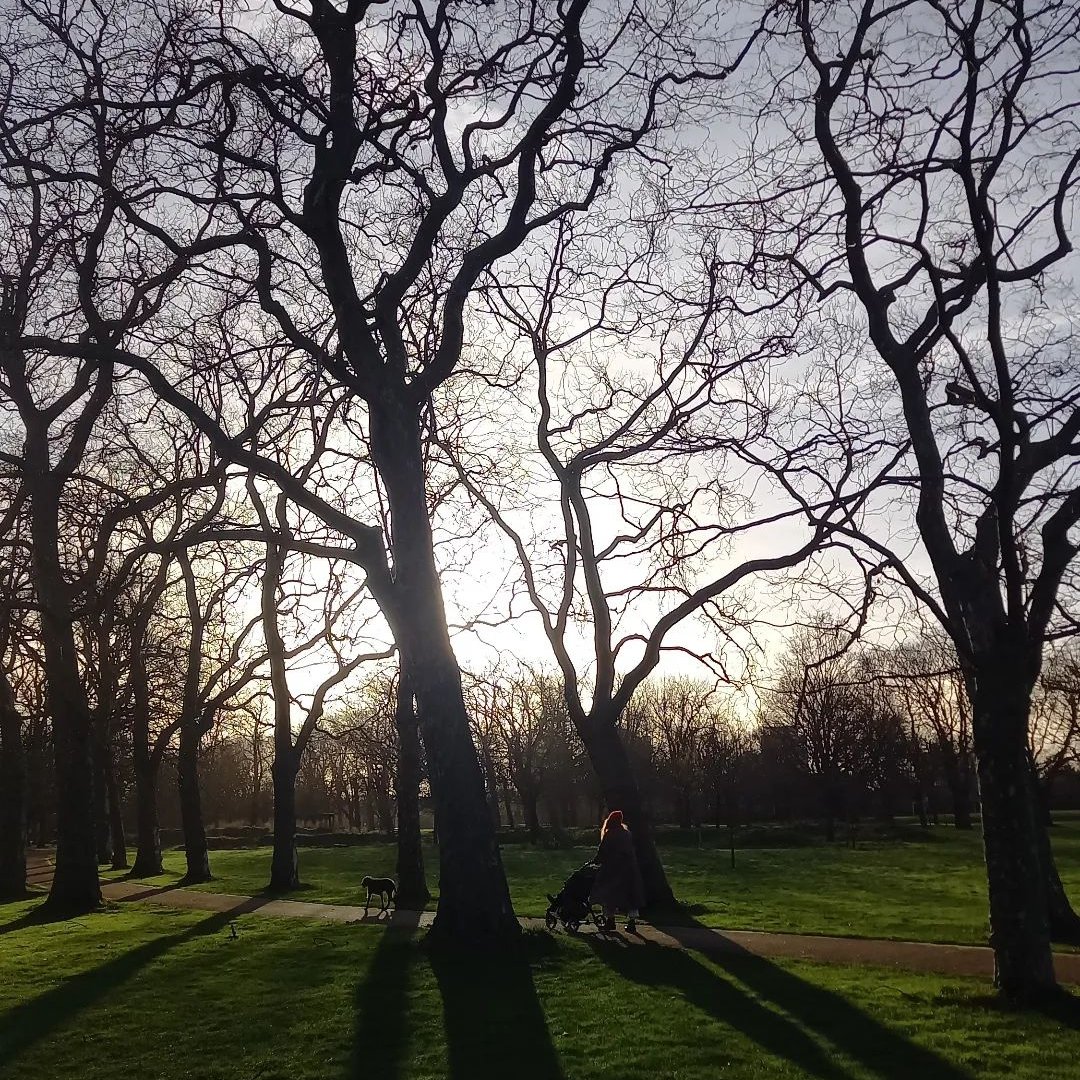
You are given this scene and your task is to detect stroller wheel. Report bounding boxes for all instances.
[545,911,558,931]
[566,920,581,933]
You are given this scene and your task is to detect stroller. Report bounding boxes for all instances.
[545,861,602,932]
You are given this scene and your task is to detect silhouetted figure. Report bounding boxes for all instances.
[590,810,644,933]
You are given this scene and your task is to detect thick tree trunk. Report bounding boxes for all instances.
[31,474,100,914]
[410,653,516,942]
[269,754,299,891]
[972,682,1056,999]
[0,678,27,899]
[371,395,516,945]
[394,667,429,908]
[177,722,211,883]
[578,718,675,910]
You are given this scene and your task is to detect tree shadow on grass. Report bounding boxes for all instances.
[588,931,973,1080]
[0,899,257,1068]
[586,935,856,1080]
[428,932,566,1080]
[709,948,974,1080]
[350,914,422,1079]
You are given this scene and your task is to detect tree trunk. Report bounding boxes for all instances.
[520,788,542,842]
[31,472,100,914]
[177,721,211,883]
[130,744,162,877]
[129,587,164,877]
[269,753,299,891]
[371,394,516,945]
[481,747,502,828]
[578,718,675,910]
[92,729,112,866]
[972,684,1056,999]
[677,790,692,831]
[395,667,429,908]
[411,653,516,942]
[952,776,973,830]
[0,677,27,899]
[105,746,127,870]
[941,749,974,830]
[1029,754,1080,943]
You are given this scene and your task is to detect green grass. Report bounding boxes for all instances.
[100,822,1080,946]
[2,899,1079,1079]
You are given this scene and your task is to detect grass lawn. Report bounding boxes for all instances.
[2,898,1079,1080]
[100,822,1080,946]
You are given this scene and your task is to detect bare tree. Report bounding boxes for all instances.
[1,0,723,943]
[450,210,881,907]
[640,677,715,830]
[735,0,1080,998]
[886,633,975,830]
[1031,643,1080,814]
[250,484,392,891]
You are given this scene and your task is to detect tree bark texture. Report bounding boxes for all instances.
[972,683,1056,998]
[30,472,100,913]
[269,754,300,891]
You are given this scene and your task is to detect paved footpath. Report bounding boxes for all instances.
[25,852,1080,984]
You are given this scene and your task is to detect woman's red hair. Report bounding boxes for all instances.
[601,809,625,837]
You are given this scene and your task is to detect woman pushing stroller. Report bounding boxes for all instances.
[590,809,644,933]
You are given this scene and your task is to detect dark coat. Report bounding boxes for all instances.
[589,825,645,912]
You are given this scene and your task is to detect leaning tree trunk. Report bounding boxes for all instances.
[372,394,516,945]
[972,678,1056,999]
[578,718,675,910]
[177,719,211,883]
[395,666,429,908]
[0,677,27,899]
[31,474,100,914]
[269,753,300,892]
